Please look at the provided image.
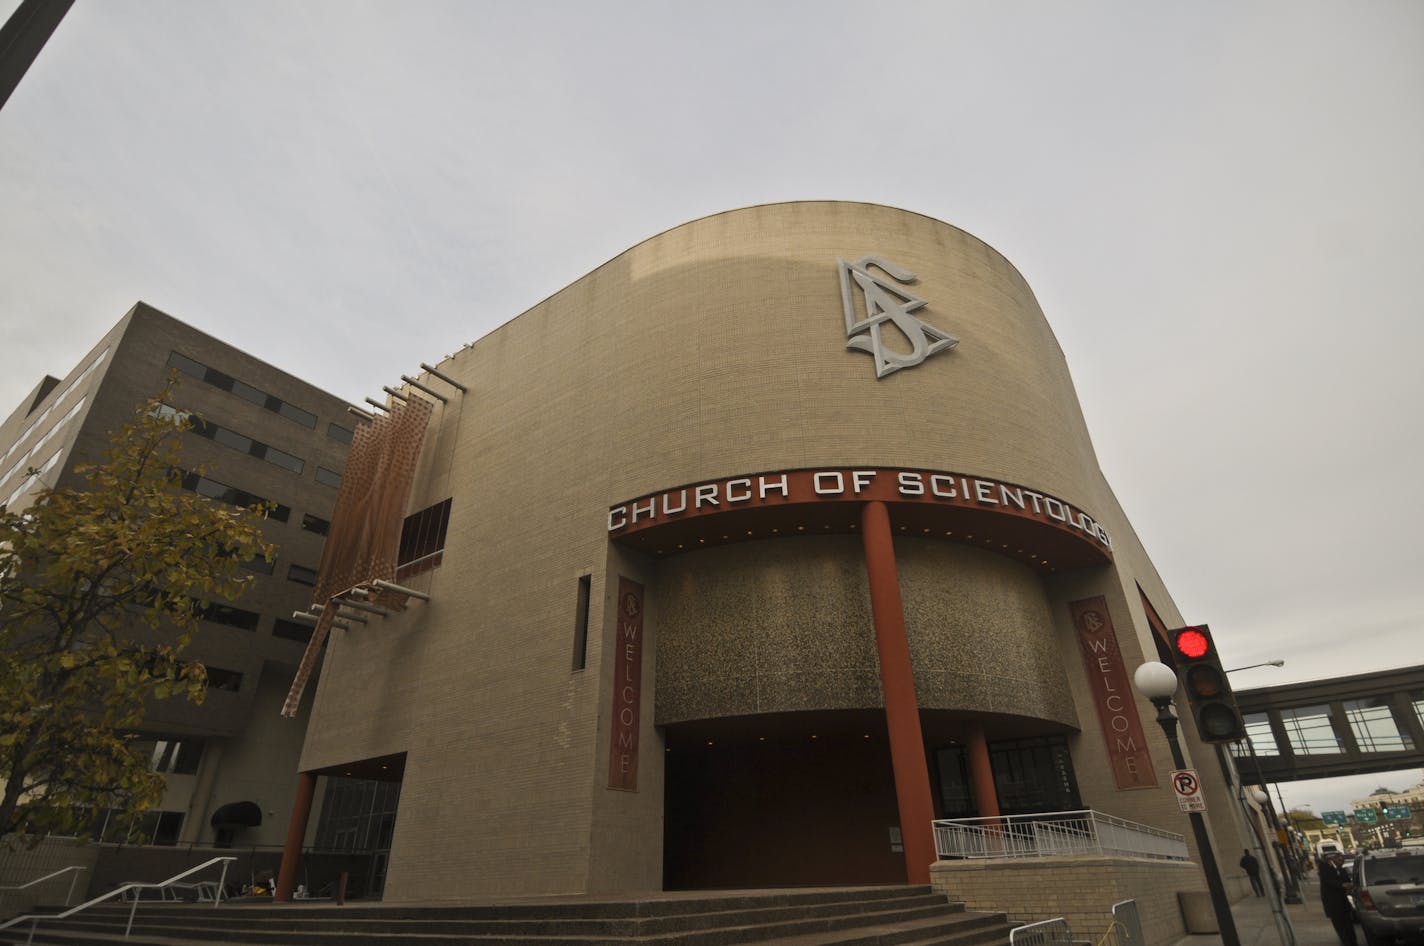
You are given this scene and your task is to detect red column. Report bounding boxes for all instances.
[860,500,938,884]
[965,720,1000,819]
[274,771,317,903]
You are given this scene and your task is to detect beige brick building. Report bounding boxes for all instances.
[284,201,1254,910]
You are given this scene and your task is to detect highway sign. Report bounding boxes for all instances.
[1322,810,1349,826]
[1354,807,1379,824]
[1385,805,1412,821]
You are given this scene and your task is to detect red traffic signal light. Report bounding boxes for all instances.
[1170,624,1246,744]
[1175,628,1210,659]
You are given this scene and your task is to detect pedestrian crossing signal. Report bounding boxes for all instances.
[1170,624,1246,743]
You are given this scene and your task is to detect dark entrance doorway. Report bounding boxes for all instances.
[663,710,905,889]
[308,752,405,899]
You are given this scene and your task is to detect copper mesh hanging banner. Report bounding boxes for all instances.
[281,395,434,717]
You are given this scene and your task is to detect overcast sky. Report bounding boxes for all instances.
[1,1,1420,814]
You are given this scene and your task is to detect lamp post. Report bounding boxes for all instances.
[1134,661,1241,946]
[1250,787,1302,903]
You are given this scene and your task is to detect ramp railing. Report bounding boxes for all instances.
[933,809,1187,861]
[0,855,235,943]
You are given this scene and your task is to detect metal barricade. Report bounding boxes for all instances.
[1011,917,1075,946]
[1111,899,1144,946]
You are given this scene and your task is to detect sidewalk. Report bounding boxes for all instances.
[1170,892,1345,946]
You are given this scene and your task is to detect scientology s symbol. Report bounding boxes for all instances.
[838,257,959,378]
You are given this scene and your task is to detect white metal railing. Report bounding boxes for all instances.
[0,856,234,944]
[933,809,1187,861]
[1011,917,1075,946]
[0,865,86,911]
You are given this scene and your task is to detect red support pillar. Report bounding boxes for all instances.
[965,720,1000,819]
[860,500,938,884]
[274,771,317,903]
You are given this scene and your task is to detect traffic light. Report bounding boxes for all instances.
[1169,624,1246,743]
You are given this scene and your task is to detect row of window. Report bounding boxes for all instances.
[1,448,62,510]
[178,474,335,537]
[1,346,108,468]
[180,470,292,521]
[190,597,317,646]
[0,395,87,493]
[1234,693,1424,757]
[167,351,319,429]
[190,415,305,474]
[167,350,355,447]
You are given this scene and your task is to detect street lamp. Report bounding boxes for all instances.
[1249,787,1303,900]
[1134,661,1241,946]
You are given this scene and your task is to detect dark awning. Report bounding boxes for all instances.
[209,801,262,829]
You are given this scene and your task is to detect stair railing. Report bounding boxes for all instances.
[0,855,235,944]
[0,865,86,911]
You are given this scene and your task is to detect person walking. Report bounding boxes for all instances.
[1319,852,1358,946]
[1240,849,1264,896]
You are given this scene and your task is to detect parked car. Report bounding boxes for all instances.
[1353,849,1424,946]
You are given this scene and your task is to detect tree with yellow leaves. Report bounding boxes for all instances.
[0,384,273,841]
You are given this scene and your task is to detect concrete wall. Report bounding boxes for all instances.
[0,837,97,919]
[931,855,1209,946]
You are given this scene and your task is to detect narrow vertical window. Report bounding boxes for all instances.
[572,574,591,671]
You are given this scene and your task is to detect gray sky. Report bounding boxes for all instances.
[1,2,1420,814]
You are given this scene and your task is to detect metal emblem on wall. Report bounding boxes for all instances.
[838,256,959,378]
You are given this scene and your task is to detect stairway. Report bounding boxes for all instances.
[0,884,1010,946]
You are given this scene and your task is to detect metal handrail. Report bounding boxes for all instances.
[0,865,86,907]
[0,855,235,943]
[933,808,1187,861]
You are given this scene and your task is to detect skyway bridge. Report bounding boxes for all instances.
[1231,664,1424,783]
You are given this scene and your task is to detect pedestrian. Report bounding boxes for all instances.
[1240,849,1264,896]
[1319,852,1357,946]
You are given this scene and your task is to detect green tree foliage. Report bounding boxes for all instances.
[0,386,274,841]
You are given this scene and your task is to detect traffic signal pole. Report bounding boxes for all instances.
[1149,697,1241,946]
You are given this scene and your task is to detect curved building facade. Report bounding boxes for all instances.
[288,202,1249,901]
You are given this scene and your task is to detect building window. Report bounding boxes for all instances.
[272,619,314,644]
[1,347,107,469]
[287,564,318,587]
[934,746,976,819]
[205,667,244,692]
[1279,704,1342,755]
[180,471,291,522]
[240,554,275,575]
[2,448,64,510]
[134,735,205,775]
[1240,712,1280,756]
[138,810,185,846]
[396,498,451,580]
[301,513,330,536]
[315,466,343,488]
[987,735,1083,816]
[166,351,318,428]
[314,777,402,858]
[189,417,305,473]
[327,423,353,444]
[0,395,87,493]
[195,601,261,631]
[572,575,591,671]
[1343,698,1414,752]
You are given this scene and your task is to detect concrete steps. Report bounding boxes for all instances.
[0,885,1011,946]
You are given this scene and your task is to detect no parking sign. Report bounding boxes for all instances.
[1171,769,1207,813]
